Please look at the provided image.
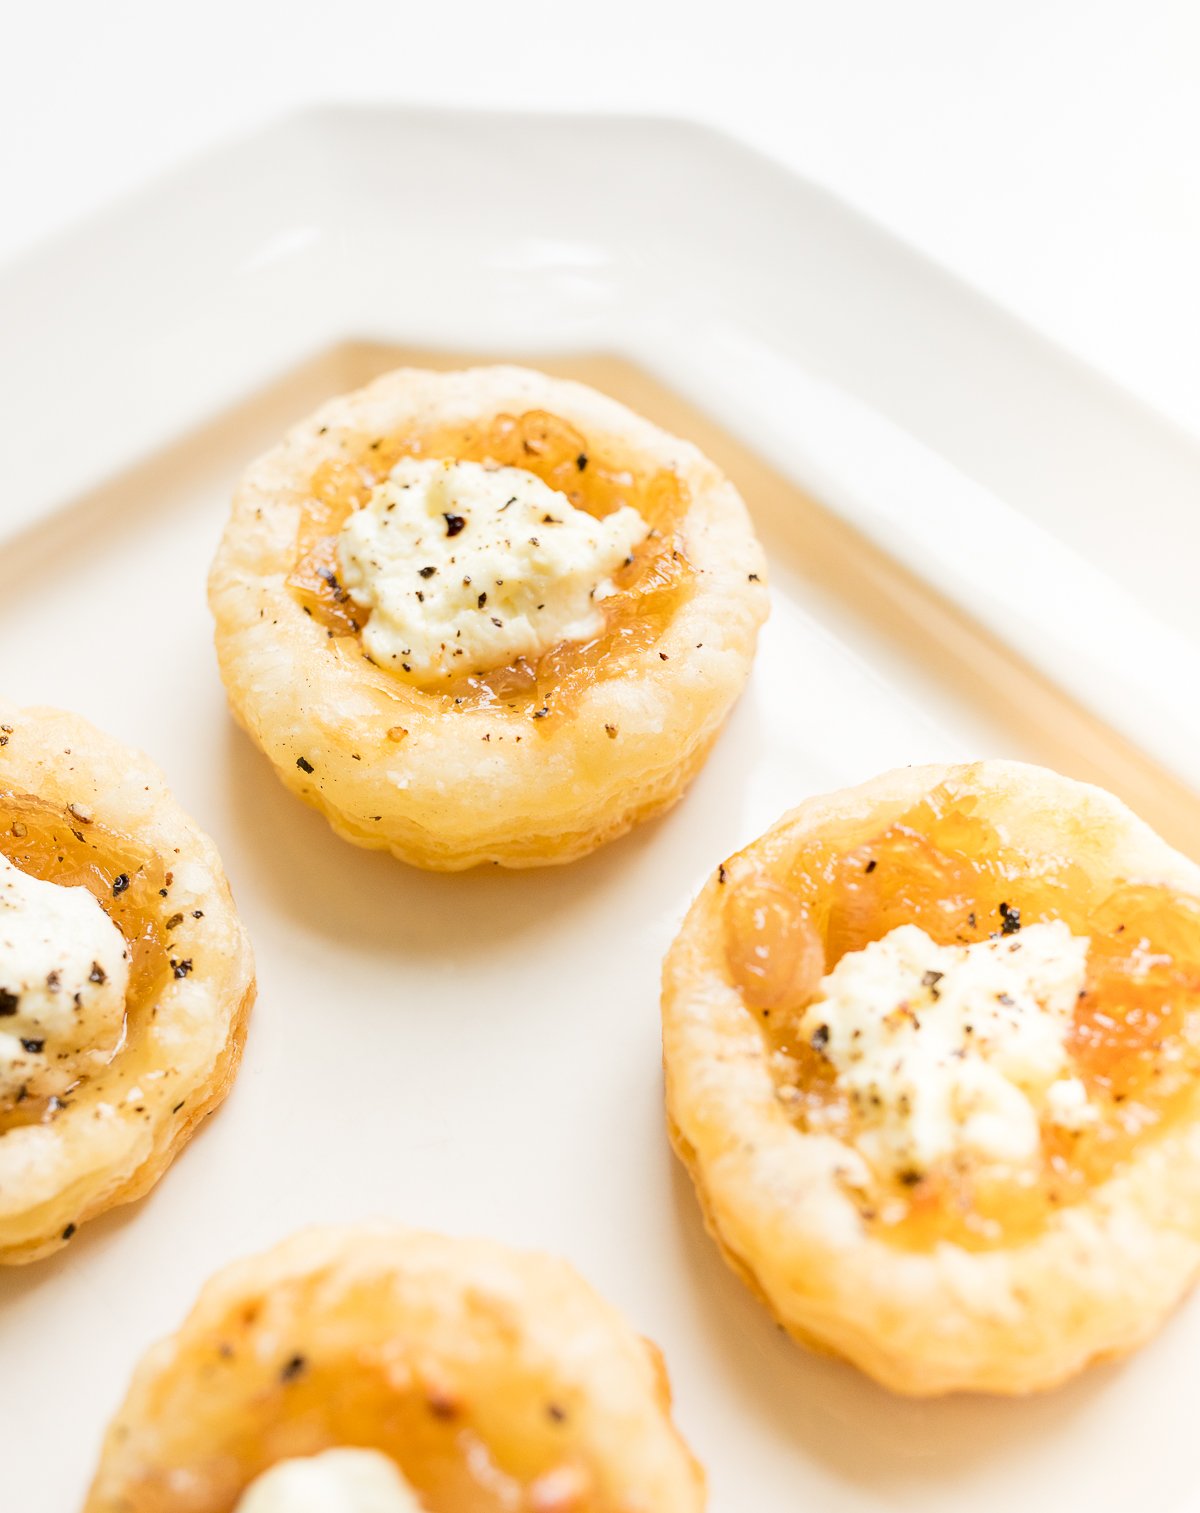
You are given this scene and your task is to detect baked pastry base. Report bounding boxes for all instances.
[84,1223,706,1512]
[208,365,767,870]
[0,704,255,1263]
[662,759,1200,1394]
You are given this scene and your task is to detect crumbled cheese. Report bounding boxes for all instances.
[337,458,647,684]
[236,1450,423,1513]
[0,853,129,1102]
[799,921,1093,1176]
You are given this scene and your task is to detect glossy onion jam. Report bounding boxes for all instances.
[286,409,693,724]
[0,793,171,1131]
[722,779,1200,1249]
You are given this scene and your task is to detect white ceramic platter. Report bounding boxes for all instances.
[2,110,1200,1513]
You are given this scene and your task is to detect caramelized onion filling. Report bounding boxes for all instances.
[286,409,693,724]
[0,793,171,1132]
[722,779,1200,1249]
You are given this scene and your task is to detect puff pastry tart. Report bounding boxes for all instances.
[662,759,1200,1395]
[84,1224,706,1512]
[0,704,254,1264]
[208,366,767,870]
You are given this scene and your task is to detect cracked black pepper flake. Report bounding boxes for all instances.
[921,970,943,989]
[477,591,487,608]
[718,863,727,883]
[166,912,184,930]
[315,564,349,602]
[426,1389,459,1420]
[192,909,204,919]
[443,512,466,537]
[898,1169,923,1187]
[172,959,194,979]
[749,572,760,581]
[532,707,550,720]
[576,452,588,470]
[20,1038,43,1054]
[46,970,61,992]
[0,989,18,1016]
[280,1354,307,1383]
[296,757,314,774]
[999,901,1021,935]
[864,858,877,873]
[419,565,436,578]
[810,1023,830,1052]
[62,1223,76,1240]
[112,873,130,896]
[89,962,107,985]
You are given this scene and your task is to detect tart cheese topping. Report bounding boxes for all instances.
[0,850,130,1104]
[337,457,648,684]
[237,1450,423,1513]
[800,920,1094,1178]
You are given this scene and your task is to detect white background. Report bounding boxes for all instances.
[5,0,1200,442]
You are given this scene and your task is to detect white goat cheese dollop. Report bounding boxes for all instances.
[0,852,130,1102]
[236,1450,424,1513]
[800,920,1093,1175]
[337,458,647,684]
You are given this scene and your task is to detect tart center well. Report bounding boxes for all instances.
[0,849,130,1105]
[337,457,648,686]
[0,793,174,1131]
[722,779,1200,1248]
[286,408,693,720]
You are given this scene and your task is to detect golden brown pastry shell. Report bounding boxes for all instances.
[662,759,1200,1395]
[84,1223,706,1512]
[208,365,767,870]
[0,704,254,1263]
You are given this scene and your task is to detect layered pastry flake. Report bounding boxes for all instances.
[0,704,255,1263]
[662,760,1200,1393]
[209,366,767,870]
[84,1224,706,1512]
